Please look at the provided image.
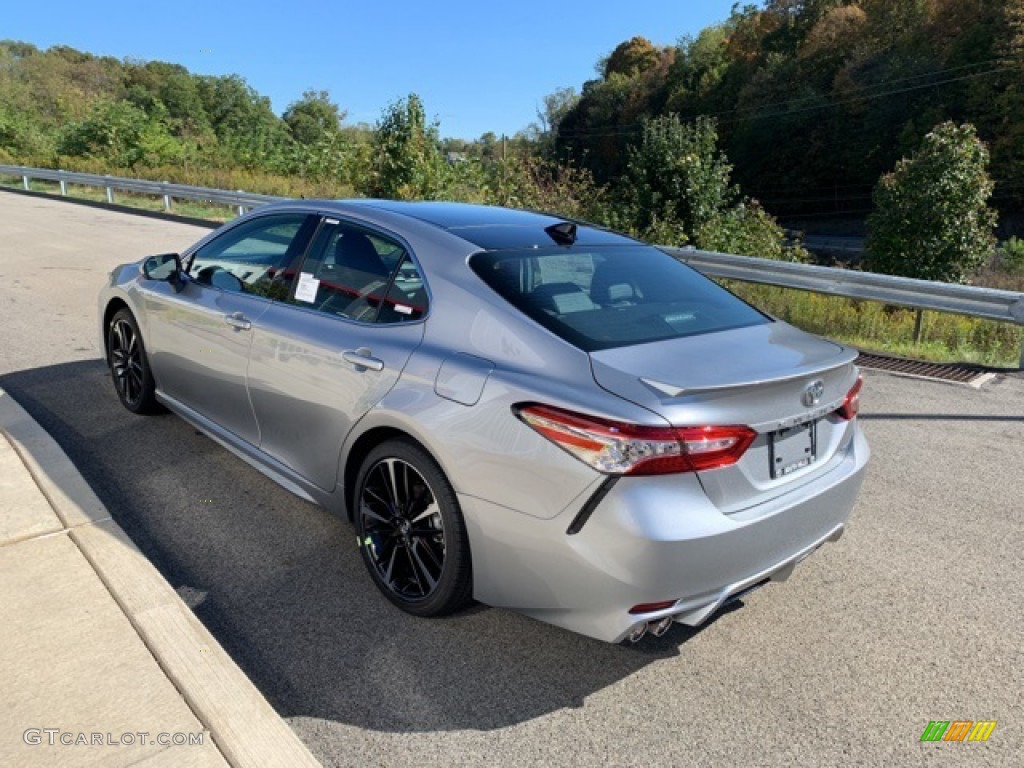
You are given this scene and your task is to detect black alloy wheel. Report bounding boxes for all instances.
[108,308,160,414]
[354,439,472,617]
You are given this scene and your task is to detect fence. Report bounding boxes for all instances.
[0,163,281,216]
[2,163,1022,367]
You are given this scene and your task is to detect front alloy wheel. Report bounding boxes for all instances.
[354,440,472,617]
[108,308,160,414]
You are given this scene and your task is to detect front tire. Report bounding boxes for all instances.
[354,439,473,617]
[108,308,160,414]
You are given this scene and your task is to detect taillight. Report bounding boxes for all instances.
[837,375,863,421]
[514,404,756,476]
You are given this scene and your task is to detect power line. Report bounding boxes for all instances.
[706,57,1016,120]
[559,60,1019,141]
[720,64,1017,125]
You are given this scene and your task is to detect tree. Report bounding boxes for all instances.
[493,154,608,221]
[618,113,803,259]
[365,93,447,200]
[602,36,661,79]
[621,115,737,243]
[866,121,997,283]
[57,99,181,168]
[665,26,731,111]
[281,90,350,182]
[284,89,345,145]
[697,199,807,261]
[1009,0,1024,58]
[125,61,209,137]
[193,74,291,169]
[527,86,579,158]
[799,5,868,64]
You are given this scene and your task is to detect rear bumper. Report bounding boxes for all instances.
[462,425,869,643]
[638,519,846,629]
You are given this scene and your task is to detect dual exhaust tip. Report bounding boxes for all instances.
[627,616,675,643]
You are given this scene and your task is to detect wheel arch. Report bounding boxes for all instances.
[342,426,429,521]
[101,297,132,362]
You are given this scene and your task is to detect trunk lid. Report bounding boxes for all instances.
[589,321,860,513]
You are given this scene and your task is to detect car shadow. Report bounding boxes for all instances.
[1,360,740,733]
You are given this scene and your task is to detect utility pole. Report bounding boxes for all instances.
[501,134,508,204]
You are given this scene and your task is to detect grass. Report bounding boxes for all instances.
[2,171,1021,369]
[0,176,237,222]
[727,281,1023,368]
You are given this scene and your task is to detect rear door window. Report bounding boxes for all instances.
[288,219,428,323]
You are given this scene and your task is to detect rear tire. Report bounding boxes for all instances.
[108,308,161,415]
[354,439,473,617]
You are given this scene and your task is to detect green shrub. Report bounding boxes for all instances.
[364,94,449,200]
[619,114,803,260]
[866,121,997,283]
[997,236,1024,274]
[696,199,808,262]
[492,154,609,221]
[621,114,734,244]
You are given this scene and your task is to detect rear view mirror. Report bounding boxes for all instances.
[142,253,184,292]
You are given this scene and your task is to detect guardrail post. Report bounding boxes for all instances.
[912,309,924,344]
[1019,336,1024,371]
[162,182,172,211]
[58,172,67,196]
[22,175,29,191]
[237,191,246,217]
[104,175,114,204]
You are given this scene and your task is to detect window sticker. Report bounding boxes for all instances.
[294,272,320,303]
[394,304,413,315]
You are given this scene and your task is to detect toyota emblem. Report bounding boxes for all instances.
[802,379,825,407]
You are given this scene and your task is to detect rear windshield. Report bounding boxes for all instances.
[470,245,770,352]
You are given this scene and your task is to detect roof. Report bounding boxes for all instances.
[343,199,638,250]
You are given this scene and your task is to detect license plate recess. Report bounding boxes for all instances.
[770,421,817,479]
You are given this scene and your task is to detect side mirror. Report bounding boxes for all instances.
[142,253,185,293]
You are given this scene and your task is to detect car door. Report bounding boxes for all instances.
[246,217,428,491]
[143,212,317,445]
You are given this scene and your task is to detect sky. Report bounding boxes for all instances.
[5,0,740,139]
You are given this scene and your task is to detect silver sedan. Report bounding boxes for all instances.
[98,200,869,643]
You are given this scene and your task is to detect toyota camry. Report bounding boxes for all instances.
[98,200,869,643]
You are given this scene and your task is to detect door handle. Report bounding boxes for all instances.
[342,348,385,372]
[224,312,251,331]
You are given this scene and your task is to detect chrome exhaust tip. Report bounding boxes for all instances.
[627,623,648,643]
[650,616,674,638]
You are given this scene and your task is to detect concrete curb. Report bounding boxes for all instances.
[0,388,321,768]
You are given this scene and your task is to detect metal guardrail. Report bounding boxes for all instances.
[2,164,1022,367]
[664,247,1024,368]
[0,163,283,215]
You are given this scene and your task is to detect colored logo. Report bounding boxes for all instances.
[920,721,996,742]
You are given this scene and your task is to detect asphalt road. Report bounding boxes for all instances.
[1,190,1022,767]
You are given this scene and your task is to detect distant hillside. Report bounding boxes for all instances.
[556,0,1024,218]
[3,2,1021,227]
[0,41,282,165]
[0,40,379,195]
